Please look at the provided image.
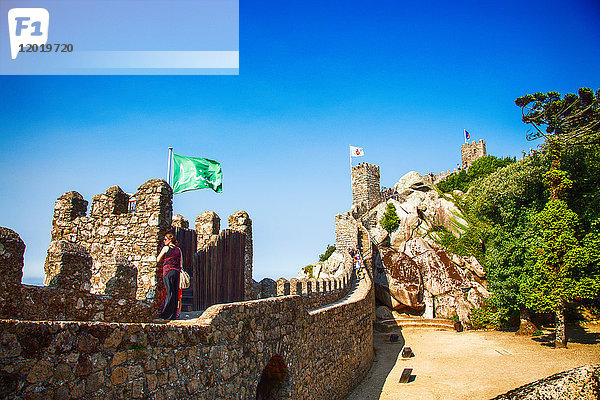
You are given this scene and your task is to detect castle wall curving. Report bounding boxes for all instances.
[0,227,374,400]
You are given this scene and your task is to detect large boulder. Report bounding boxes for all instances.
[366,172,468,248]
[394,171,435,195]
[492,364,600,400]
[412,243,469,296]
[374,246,424,312]
[322,251,345,277]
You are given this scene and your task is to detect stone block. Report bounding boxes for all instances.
[195,211,220,250]
[0,227,24,318]
[44,240,92,292]
[104,260,138,299]
[276,278,290,296]
[171,214,189,229]
[53,191,88,223]
[259,278,276,299]
[288,278,301,295]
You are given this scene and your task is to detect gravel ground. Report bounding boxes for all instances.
[344,323,600,400]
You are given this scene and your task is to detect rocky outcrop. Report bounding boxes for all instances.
[368,172,489,326]
[297,251,346,280]
[374,246,423,312]
[492,364,600,400]
[366,171,469,240]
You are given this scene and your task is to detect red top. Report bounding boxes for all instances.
[162,246,182,276]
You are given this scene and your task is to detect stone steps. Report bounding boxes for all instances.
[374,317,457,332]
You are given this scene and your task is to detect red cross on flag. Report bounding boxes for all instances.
[350,145,364,157]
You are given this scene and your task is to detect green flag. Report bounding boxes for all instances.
[172,153,222,194]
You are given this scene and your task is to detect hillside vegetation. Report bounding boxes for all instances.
[435,88,600,347]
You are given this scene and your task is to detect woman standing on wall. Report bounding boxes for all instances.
[157,233,182,320]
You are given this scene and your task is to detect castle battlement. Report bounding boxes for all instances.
[49,179,173,301]
[0,225,374,399]
[461,139,487,169]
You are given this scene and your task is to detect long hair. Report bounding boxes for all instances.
[165,233,178,246]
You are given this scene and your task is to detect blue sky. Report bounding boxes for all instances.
[1,0,599,284]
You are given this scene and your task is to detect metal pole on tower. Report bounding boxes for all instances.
[167,147,173,186]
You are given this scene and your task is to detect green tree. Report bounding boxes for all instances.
[515,87,600,347]
[521,200,600,347]
[319,244,336,262]
[516,88,600,149]
[380,203,400,233]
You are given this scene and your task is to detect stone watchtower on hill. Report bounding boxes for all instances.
[461,139,486,169]
[351,163,381,211]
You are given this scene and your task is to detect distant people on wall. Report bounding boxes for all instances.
[157,233,182,320]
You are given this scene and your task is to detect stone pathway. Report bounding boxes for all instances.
[164,273,369,324]
[309,273,369,314]
[169,310,205,325]
[344,324,600,400]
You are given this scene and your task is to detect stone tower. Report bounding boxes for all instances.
[351,163,381,211]
[461,139,487,169]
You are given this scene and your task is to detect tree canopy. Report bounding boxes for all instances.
[515,87,600,147]
[434,88,600,344]
[437,155,515,193]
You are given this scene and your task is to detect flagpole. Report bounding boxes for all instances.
[167,147,173,186]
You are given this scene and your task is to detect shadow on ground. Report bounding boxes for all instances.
[344,329,406,400]
[531,324,600,347]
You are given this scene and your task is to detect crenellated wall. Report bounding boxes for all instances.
[461,139,487,169]
[1,228,158,324]
[0,166,380,399]
[48,179,173,302]
[0,227,374,400]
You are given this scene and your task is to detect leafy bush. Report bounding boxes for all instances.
[466,155,548,226]
[319,244,336,262]
[303,265,314,278]
[468,296,520,330]
[380,203,400,233]
[438,155,516,193]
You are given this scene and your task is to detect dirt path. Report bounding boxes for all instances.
[344,324,600,400]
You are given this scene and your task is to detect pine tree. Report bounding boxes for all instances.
[380,203,400,233]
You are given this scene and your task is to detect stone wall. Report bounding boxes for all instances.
[48,179,173,301]
[195,211,220,250]
[335,213,360,254]
[0,227,24,319]
[0,165,380,399]
[228,211,253,300]
[461,139,487,169]
[428,168,458,185]
[1,228,157,324]
[351,163,381,212]
[273,254,355,310]
[0,241,374,400]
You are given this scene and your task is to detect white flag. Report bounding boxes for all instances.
[350,145,364,157]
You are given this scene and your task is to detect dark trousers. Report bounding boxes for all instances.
[160,270,180,320]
